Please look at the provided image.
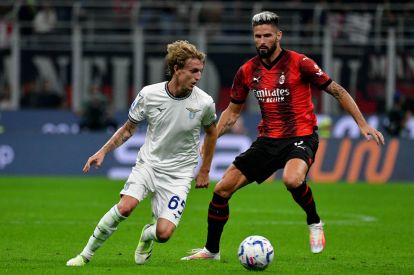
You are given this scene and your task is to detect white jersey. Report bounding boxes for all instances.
[128,81,216,178]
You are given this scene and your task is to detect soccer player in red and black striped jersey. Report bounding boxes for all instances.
[182,11,385,260]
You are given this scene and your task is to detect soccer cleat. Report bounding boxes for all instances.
[309,221,325,254]
[135,224,154,265]
[66,254,89,266]
[180,247,220,261]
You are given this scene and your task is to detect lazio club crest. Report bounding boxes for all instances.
[186,107,201,119]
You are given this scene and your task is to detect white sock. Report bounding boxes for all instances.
[141,223,158,242]
[80,205,126,260]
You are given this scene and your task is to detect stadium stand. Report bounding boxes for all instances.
[0,1,413,114]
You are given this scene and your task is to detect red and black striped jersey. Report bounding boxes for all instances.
[231,49,332,138]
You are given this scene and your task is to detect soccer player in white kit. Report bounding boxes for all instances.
[66,40,217,266]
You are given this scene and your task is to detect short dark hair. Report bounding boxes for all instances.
[252,11,279,28]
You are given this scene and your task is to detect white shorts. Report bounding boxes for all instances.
[120,162,192,226]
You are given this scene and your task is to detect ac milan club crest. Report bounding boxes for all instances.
[279,73,285,84]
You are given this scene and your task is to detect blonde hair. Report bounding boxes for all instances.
[165,40,206,76]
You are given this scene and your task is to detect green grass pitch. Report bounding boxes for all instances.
[1,177,413,274]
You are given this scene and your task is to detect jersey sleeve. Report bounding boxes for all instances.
[300,55,332,90]
[202,99,217,127]
[230,66,249,104]
[128,90,146,123]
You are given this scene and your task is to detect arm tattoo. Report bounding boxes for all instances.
[325,82,367,126]
[218,115,240,138]
[102,122,136,153]
[326,82,346,100]
[122,127,134,142]
[217,104,242,138]
[219,120,234,137]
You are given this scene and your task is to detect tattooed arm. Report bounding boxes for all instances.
[216,102,245,138]
[83,119,138,172]
[325,81,384,145]
[199,102,244,159]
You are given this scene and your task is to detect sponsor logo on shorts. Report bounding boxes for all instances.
[294,140,306,150]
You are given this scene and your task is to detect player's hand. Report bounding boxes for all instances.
[360,125,385,145]
[83,151,105,173]
[195,169,210,189]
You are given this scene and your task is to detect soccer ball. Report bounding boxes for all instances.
[238,235,274,271]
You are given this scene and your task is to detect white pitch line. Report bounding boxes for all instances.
[0,220,142,226]
[191,207,378,225]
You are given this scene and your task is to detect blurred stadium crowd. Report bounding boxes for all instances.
[2,1,413,46]
[0,0,413,136]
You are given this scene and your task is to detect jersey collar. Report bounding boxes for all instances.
[260,49,286,70]
[165,81,192,100]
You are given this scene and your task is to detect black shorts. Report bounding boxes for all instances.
[233,132,319,184]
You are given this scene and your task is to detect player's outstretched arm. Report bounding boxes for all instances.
[83,119,138,173]
[324,81,385,145]
[199,102,244,158]
[216,102,244,138]
[195,123,218,189]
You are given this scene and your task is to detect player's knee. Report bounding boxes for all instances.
[116,204,133,216]
[214,165,246,198]
[283,174,302,189]
[213,184,232,199]
[117,196,138,216]
[117,202,137,216]
[156,228,173,243]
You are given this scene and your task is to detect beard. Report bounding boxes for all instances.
[256,44,277,58]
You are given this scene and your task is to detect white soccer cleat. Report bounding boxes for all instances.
[135,224,154,265]
[66,254,89,266]
[181,247,220,261]
[309,221,325,254]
